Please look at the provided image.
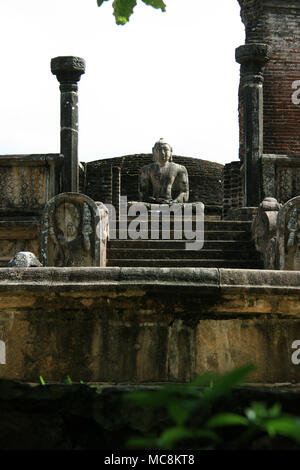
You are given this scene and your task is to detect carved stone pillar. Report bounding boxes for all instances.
[235,44,270,207]
[51,56,86,193]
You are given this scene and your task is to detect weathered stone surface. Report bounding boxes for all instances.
[139,139,189,204]
[41,193,108,267]
[235,43,270,206]
[251,197,281,269]
[8,252,42,267]
[226,207,257,221]
[0,155,63,267]
[238,0,300,156]
[277,196,300,270]
[0,267,299,383]
[51,56,86,193]
[261,154,300,204]
[85,153,223,206]
[0,154,63,215]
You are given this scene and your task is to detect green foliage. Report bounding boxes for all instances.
[39,376,46,386]
[39,375,102,393]
[97,0,166,25]
[124,364,300,450]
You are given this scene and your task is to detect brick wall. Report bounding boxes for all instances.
[222,161,243,218]
[84,154,223,206]
[238,0,300,156]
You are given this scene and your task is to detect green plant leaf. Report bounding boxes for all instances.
[167,400,195,426]
[39,376,46,385]
[126,436,160,449]
[264,417,300,441]
[125,385,187,407]
[202,364,256,403]
[141,0,166,12]
[207,413,248,428]
[65,375,72,385]
[159,426,198,449]
[112,0,137,24]
[97,0,107,6]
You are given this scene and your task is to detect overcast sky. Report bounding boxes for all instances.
[0,0,245,165]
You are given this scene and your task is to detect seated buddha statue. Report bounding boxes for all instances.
[138,139,189,204]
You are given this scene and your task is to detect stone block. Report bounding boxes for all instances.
[277,196,300,270]
[0,154,63,215]
[41,193,108,267]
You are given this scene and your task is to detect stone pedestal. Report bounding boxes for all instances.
[51,56,86,193]
[41,193,108,267]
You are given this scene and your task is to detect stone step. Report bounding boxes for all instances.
[108,239,254,250]
[106,259,264,268]
[116,220,252,231]
[107,248,260,260]
[112,231,251,241]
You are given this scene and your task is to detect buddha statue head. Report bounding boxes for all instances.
[152,138,173,165]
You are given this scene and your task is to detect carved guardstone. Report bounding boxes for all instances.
[41,193,108,267]
[251,197,281,269]
[277,196,300,270]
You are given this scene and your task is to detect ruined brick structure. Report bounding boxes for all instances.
[2,1,300,412]
[239,0,300,156]
[225,0,300,215]
[84,154,223,208]
[222,161,244,219]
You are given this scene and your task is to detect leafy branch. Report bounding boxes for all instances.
[97,0,166,25]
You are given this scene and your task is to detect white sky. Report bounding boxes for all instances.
[0,0,245,165]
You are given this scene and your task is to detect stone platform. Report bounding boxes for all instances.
[0,267,300,384]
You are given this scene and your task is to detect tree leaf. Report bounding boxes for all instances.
[264,417,300,441]
[112,0,137,25]
[126,436,160,449]
[39,376,46,385]
[207,413,248,428]
[202,364,256,403]
[97,0,107,6]
[141,0,166,12]
[159,426,195,449]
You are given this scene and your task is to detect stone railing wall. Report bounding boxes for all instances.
[1,267,300,384]
[0,154,63,266]
[261,154,300,203]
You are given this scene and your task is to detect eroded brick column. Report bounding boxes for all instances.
[51,56,86,193]
[238,0,300,156]
[236,44,270,206]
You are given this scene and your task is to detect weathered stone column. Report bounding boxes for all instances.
[235,44,270,207]
[51,56,86,193]
[112,166,121,219]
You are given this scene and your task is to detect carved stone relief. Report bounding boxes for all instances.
[41,193,108,267]
[277,196,300,270]
[251,197,281,269]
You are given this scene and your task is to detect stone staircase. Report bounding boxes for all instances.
[107,217,263,269]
